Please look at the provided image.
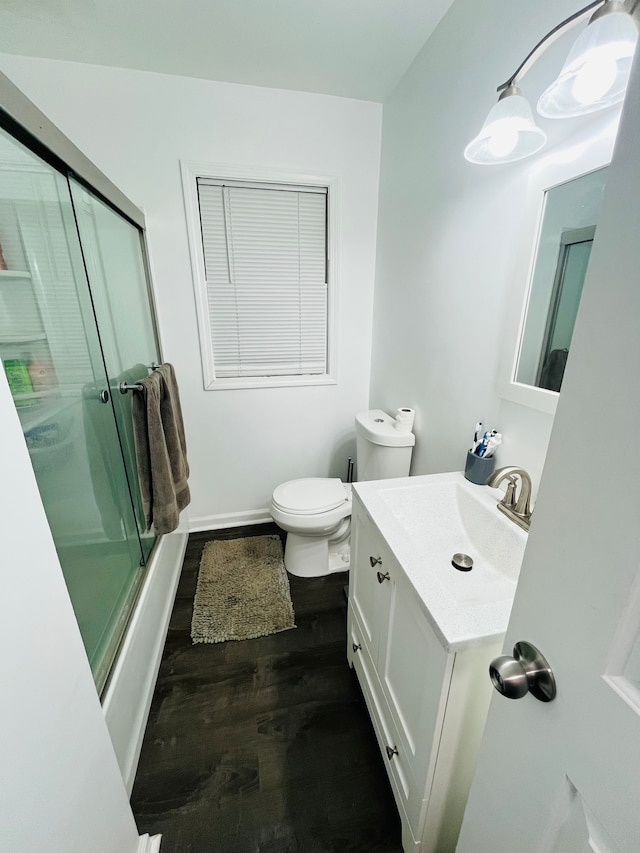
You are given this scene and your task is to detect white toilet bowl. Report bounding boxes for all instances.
[270,478,352,578]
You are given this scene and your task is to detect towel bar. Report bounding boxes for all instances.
[119,381,144,394]
[119,364,160,394]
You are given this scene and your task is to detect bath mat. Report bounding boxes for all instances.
[191,535,295,644]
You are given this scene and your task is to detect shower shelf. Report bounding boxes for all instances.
[0,333,47,343]
[0,270,31,280]
[13,388,61,402]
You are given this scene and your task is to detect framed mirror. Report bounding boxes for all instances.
[498,121,617,415]
[515,166,608,393]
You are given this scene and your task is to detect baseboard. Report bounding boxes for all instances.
[188,507,273,532]
[137,833,162,853]
[102,530,188,795]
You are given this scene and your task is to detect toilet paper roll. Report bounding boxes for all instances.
[394,407,415,433]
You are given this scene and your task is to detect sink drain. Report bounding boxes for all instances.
[452,553,473,572]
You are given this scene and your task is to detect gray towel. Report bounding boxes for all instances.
[131,363,190,534]
[114,363,150,533]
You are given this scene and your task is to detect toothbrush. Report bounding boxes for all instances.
[477,430,490,456]
[483,433,502,458]
[471,421,482,454]
[481,429,499,455]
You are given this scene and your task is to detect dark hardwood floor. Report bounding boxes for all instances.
[131,523,403,853]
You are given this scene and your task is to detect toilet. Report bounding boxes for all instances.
[270,409,415,577]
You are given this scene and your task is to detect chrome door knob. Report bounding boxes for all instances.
[489,641,556,702]
[489,656,530,700]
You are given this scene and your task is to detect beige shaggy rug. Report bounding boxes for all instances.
[191,535,296,644]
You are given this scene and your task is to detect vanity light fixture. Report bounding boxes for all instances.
[463,85,548,165]
[464,0,639,165]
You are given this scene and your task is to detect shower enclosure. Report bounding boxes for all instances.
[0,116,160,692]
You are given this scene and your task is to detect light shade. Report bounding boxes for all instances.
[464,87,547,165]
[537,9,639,118]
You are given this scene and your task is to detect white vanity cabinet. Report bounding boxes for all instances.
[347,491,502,853]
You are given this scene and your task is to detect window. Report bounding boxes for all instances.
[182,164,337,390]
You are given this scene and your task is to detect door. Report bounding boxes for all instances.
[457,63,640,853]
[69,178,161,561]
[379,565,450,778]
[536,227,594,392]
[0,125,146,693]
[350,499,393,656]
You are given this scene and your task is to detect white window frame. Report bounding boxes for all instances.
[181,161,338,390]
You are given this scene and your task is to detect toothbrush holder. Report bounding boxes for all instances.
[464,450,495,486]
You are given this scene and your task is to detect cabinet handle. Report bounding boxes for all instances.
[377,571,390,584]
[386,745,399,760]
[369,556,382,568]
[352,642,361,653]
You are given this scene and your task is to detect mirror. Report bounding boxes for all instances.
[514,166,608,393]
[497,112,618,420]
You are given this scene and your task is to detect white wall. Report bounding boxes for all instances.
[0,55,382,528]
[0,365,140,852]
[370,0,622,495]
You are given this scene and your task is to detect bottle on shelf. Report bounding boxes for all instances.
[3,358,34,405]
[28,358,57,391]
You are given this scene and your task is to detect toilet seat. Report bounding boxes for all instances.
[272,478,349,516]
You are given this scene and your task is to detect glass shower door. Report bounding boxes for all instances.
[0,127,146,692]
[69,180,161,561]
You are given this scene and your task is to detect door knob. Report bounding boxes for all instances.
[489,641,556,702]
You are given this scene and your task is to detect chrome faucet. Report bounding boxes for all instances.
[486,466,533,531]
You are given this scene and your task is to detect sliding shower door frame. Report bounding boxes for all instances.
[0,70,166,697]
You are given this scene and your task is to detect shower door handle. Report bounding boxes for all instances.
[99,389,110,404]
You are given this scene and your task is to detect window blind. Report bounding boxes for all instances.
[196,179,328,379]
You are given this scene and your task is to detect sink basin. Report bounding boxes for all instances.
[379,476,525,582]
[353,471,528,649]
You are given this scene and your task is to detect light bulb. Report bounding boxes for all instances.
[486,125,519,158]
[572,52,618,104]
[538,11,639,118]
[464,86,547,165]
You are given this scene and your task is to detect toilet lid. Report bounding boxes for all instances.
[272,478,348,515]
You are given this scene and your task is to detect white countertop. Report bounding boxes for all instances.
[353,471,528,652]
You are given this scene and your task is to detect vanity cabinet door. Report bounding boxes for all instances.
[378,567,453,792]
[349,499,394,660]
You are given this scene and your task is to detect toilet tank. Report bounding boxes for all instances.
[355,409,415,481]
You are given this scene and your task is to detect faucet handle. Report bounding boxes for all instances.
[503,476,518,509]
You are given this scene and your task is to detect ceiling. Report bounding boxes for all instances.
[0,0,455,102]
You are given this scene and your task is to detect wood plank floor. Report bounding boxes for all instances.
[130,523,403,853]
